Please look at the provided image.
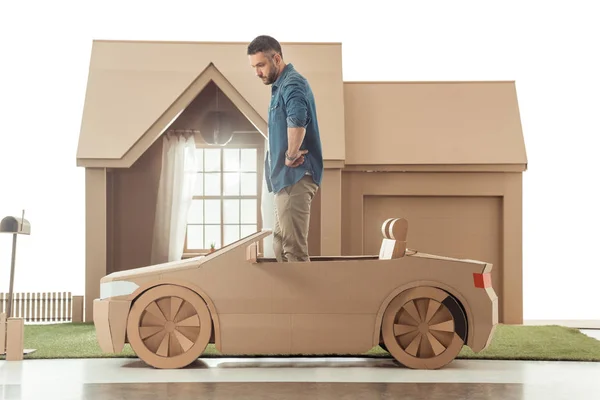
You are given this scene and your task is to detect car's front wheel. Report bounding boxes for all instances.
[126,284,212,369]
[381,286,467,369]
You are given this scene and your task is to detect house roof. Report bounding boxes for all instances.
[76,40,345,168]
[76,40,527,171]
[343,81,527,170]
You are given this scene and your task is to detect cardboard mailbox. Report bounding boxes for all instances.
[1,214,32,360]
[0,216,31,236]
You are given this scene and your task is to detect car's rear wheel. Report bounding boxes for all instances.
[381,286,467,369]
[126,284,212,369]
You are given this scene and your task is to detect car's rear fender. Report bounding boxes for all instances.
[127,278,222,350]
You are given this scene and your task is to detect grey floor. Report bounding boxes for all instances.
[0,329,599,399]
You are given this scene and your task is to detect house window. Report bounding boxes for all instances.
[185,146,262,252]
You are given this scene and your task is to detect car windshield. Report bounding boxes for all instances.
[209,231,261,255]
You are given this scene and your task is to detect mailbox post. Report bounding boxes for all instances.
[1,211,30,360]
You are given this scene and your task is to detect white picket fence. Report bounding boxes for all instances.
[0,292,83,323]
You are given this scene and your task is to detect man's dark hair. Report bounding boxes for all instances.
[247,35,283,58]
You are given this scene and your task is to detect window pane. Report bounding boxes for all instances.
[223,149,240,172]
[241,199,257,223]
[204,199,221,224]
[193,173,204,196]
[187,225,204,249]
[240,149,257,172]
[223,199,240,224]
[204,225,221,249]
[187,200,203,223]
[240,173,257,196]
[195,149,204,172]
[240,224,257,238]
[204,148,221,172]
[223,172,240,196]
[224,225,240,245]
[204,172,221,196]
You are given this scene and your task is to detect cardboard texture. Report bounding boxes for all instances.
[72,296,84,323]
[6,318,24,361]
[0,312,6,355]
[76,39,526,328]
[94,219,498,369]
[343,81,527,166]
[76,41,345,164]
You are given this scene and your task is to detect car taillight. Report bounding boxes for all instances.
[473,272,492,288]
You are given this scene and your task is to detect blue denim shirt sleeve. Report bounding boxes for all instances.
[282,76,309,128]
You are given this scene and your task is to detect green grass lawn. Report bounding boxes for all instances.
[3,323,600,362]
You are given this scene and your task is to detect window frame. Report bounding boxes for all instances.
[183,140,264,256]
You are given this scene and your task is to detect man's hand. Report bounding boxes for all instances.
[285,149,308,167]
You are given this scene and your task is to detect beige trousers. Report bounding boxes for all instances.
[273,175,319,262]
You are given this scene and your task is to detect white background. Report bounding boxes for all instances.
[0,0,598,321]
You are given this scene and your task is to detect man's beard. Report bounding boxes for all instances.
[262,62,278,85]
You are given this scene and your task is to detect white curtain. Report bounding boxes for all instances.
[151,131,197,264]
[261,137,275,258]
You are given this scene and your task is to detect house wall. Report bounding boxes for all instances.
[107,139,162,274]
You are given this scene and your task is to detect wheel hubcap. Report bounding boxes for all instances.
[164,321,176,333]
[138,296,201,357]
[393,297,455,358]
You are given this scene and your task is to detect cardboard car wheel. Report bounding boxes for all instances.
[381,286,467,369]
[126,284,212,369]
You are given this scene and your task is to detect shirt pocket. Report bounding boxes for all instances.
[269,100,280,112]
[269,98,286,117]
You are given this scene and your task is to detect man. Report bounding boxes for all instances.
[247,35,324,262]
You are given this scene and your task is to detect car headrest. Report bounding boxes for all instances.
[381,218,408,240]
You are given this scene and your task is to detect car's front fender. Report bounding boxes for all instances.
[93,298,131,353]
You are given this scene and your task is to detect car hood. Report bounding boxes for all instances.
[101,255,207,283]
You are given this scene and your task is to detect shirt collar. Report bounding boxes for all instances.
[272,63,294,88]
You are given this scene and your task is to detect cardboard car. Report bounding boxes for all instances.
[93,217,498,369]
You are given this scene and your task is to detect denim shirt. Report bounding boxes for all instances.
[265,63,324,194]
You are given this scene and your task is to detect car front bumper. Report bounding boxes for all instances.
[93,297,131,354]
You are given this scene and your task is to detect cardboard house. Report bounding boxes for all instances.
[76,40,527,324]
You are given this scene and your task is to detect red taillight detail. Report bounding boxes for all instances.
[473,272,492,288]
